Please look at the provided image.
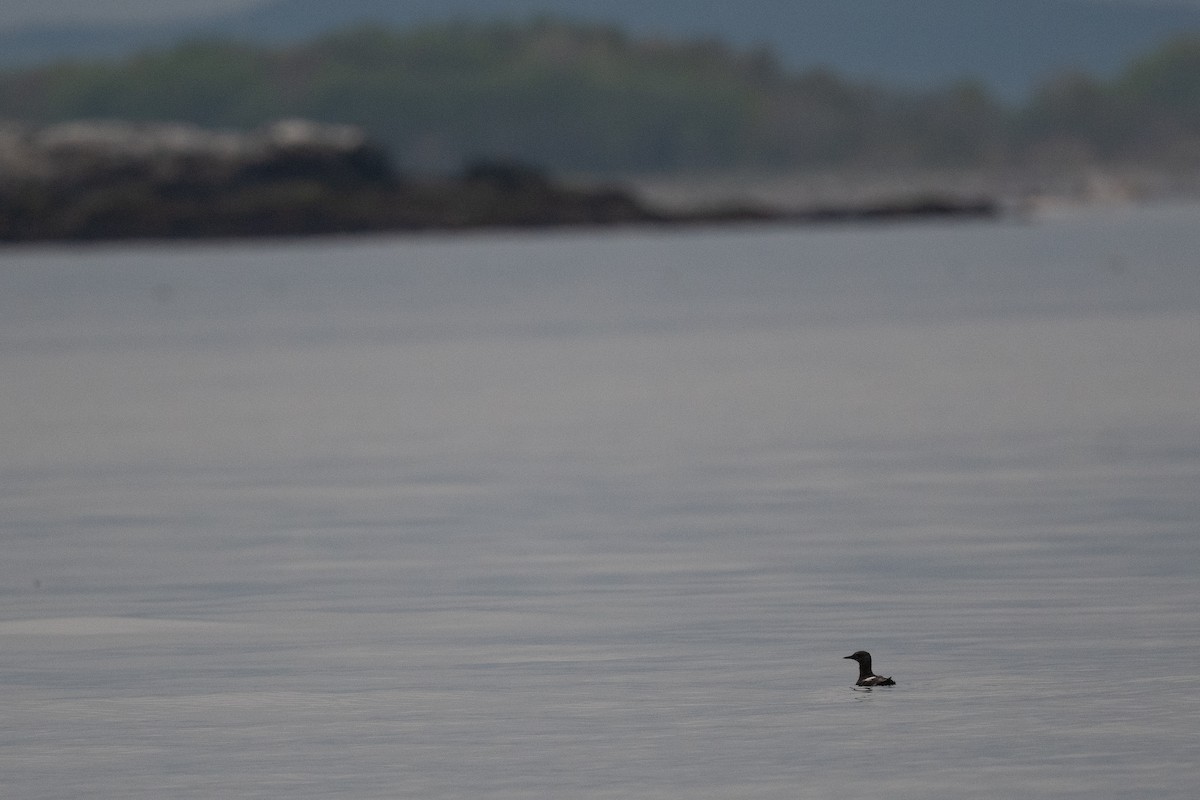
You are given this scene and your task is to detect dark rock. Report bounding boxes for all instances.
[0,120,997,243]
[461,159,550,192]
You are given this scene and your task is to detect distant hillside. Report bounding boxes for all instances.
[4,0,1200,96]
[3,20,1199,177]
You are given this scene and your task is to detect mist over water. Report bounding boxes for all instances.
[2,204,1199,799]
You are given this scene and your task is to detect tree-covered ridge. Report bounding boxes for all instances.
[1,19,1198,175]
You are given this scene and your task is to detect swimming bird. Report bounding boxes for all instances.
[844,650,895,686]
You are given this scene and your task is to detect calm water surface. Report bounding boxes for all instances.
[2,204,1199,799]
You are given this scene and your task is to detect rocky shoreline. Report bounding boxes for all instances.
[0,120,997,244]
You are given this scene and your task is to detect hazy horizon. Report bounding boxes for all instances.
[4,0,1200,30]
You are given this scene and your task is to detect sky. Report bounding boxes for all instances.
[0,0,271,29]
[3,0,1200,30]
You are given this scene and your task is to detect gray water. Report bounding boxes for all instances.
[2,204,1199,799]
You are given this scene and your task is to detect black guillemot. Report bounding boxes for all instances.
[844,650,896,686]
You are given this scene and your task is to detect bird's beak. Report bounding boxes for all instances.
[843,654,854,659]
